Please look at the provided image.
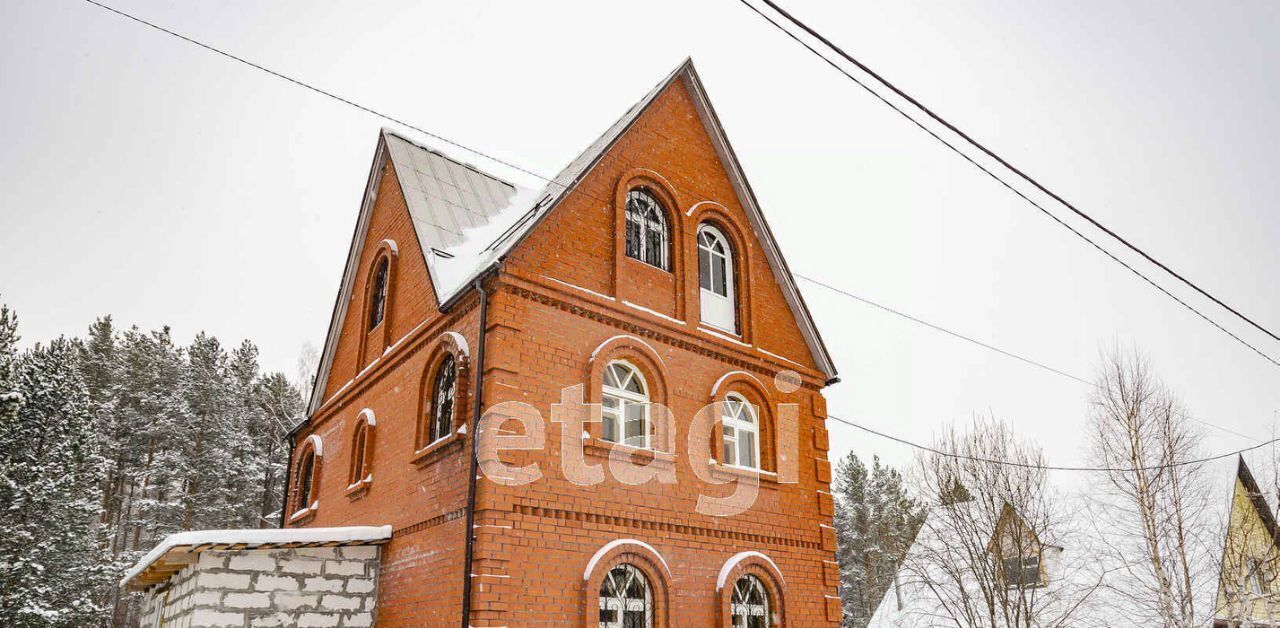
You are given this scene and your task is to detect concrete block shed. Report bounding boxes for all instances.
[123,526,391,628]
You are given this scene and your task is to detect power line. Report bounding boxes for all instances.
[735,0,1280,370]
[795,274,1265,443]
[794,273,1093,386]
[78,0,552,187]
[826,412,1278,473]
[77,0,1270,469]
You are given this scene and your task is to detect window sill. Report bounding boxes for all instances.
[584,440,676,470]
[708,461,779,486]
[344,477,372,500]
[698,321,739,336]
[288,502,318,526]
[411,432,464,467]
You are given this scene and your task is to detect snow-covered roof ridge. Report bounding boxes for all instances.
[121,525,392,589]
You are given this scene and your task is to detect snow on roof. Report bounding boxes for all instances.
[381,131,542,303]
[307,58,839,416]
[121,525,392,590]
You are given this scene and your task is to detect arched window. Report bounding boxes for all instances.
[349,420,371,486]
[698,224,736,331]
[368,256,389,330]
[598,564,653,627]
[602,362,650,449]
[730,575,771,628]
[294,449,316,512]
[721,394,759,469]
[428,355,457,444]
[625,189,669,271]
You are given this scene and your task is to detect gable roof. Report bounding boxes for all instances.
[1235,456,1280,549]
[306,59,838,415]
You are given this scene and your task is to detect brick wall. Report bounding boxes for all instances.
[138,546,380,628]
[291,67,841,626]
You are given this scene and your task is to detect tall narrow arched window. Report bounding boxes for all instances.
[428,355,457,444]
[295,449,316,509]
[601,361,650,449]
[730,575,771,627]
[721,394,759,469]
[349,419,371,486]
[698,224,736,331]
[625,189,669,270]
[598,564,653,627]
[368,256,389,331]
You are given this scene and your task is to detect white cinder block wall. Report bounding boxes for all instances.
[138,545,380,627]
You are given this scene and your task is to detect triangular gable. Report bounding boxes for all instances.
[481,59,839,381]
[307,59,840,415]
[304,132,527,415]
[1235,456,1280,550]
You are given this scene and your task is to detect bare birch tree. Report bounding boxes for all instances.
[1087,345,1218,627]
[896,417,1097,628]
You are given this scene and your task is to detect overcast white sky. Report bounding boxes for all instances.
[2,0,1277,477]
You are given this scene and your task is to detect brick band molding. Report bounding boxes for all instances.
[511,503,821,551]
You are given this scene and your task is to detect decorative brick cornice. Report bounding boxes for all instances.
[392,507,467,539]
[509,502,821,551]
[498,278,824,392]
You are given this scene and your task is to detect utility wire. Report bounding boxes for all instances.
[825,412,1278,473]
[795,274,1265,443]
[735,0,1280,370]
[77,0,1271,470]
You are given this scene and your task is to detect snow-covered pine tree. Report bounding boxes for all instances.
[178,332,239,531]
[833,453,925,628]
[0,300,20,419]
[245,370,301,528]
[0,335,110,628]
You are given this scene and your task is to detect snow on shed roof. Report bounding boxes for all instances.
[121,525,392,591]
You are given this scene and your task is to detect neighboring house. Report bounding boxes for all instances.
[870,456,1279,628]
[866,499,1097,628]
[1214,458,1280,627]
[126,59,843,626]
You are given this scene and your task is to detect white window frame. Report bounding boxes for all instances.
[698,224,736,332]
[730,574,771,627]
[601,361,651,450]
[625,189,670,271]
[721,394,760,469]
[598,563,653,628]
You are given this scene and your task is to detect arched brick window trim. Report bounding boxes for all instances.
[686,205,753,343]
[716,551,789,627]
[581,539,673,628]
[709,371,777,473]
[288,434,323,523]
[585,335,672,453]
[359,240,398,366]
[414,331,471,455]
[346,409,376,496]
[613,169,687,318]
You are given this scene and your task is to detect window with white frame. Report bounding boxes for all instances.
[428,355,457,445]
[721,394,759,469]
[698,224,736,331]
[598,564,652,628]
[730,574,771,628]
[601,361,650,449]
[625,189,669,270]
[1249,558,1271,596]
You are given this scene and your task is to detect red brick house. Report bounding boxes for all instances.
[285,59,841,627]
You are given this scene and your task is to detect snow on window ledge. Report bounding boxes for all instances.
[410,432,463,467]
